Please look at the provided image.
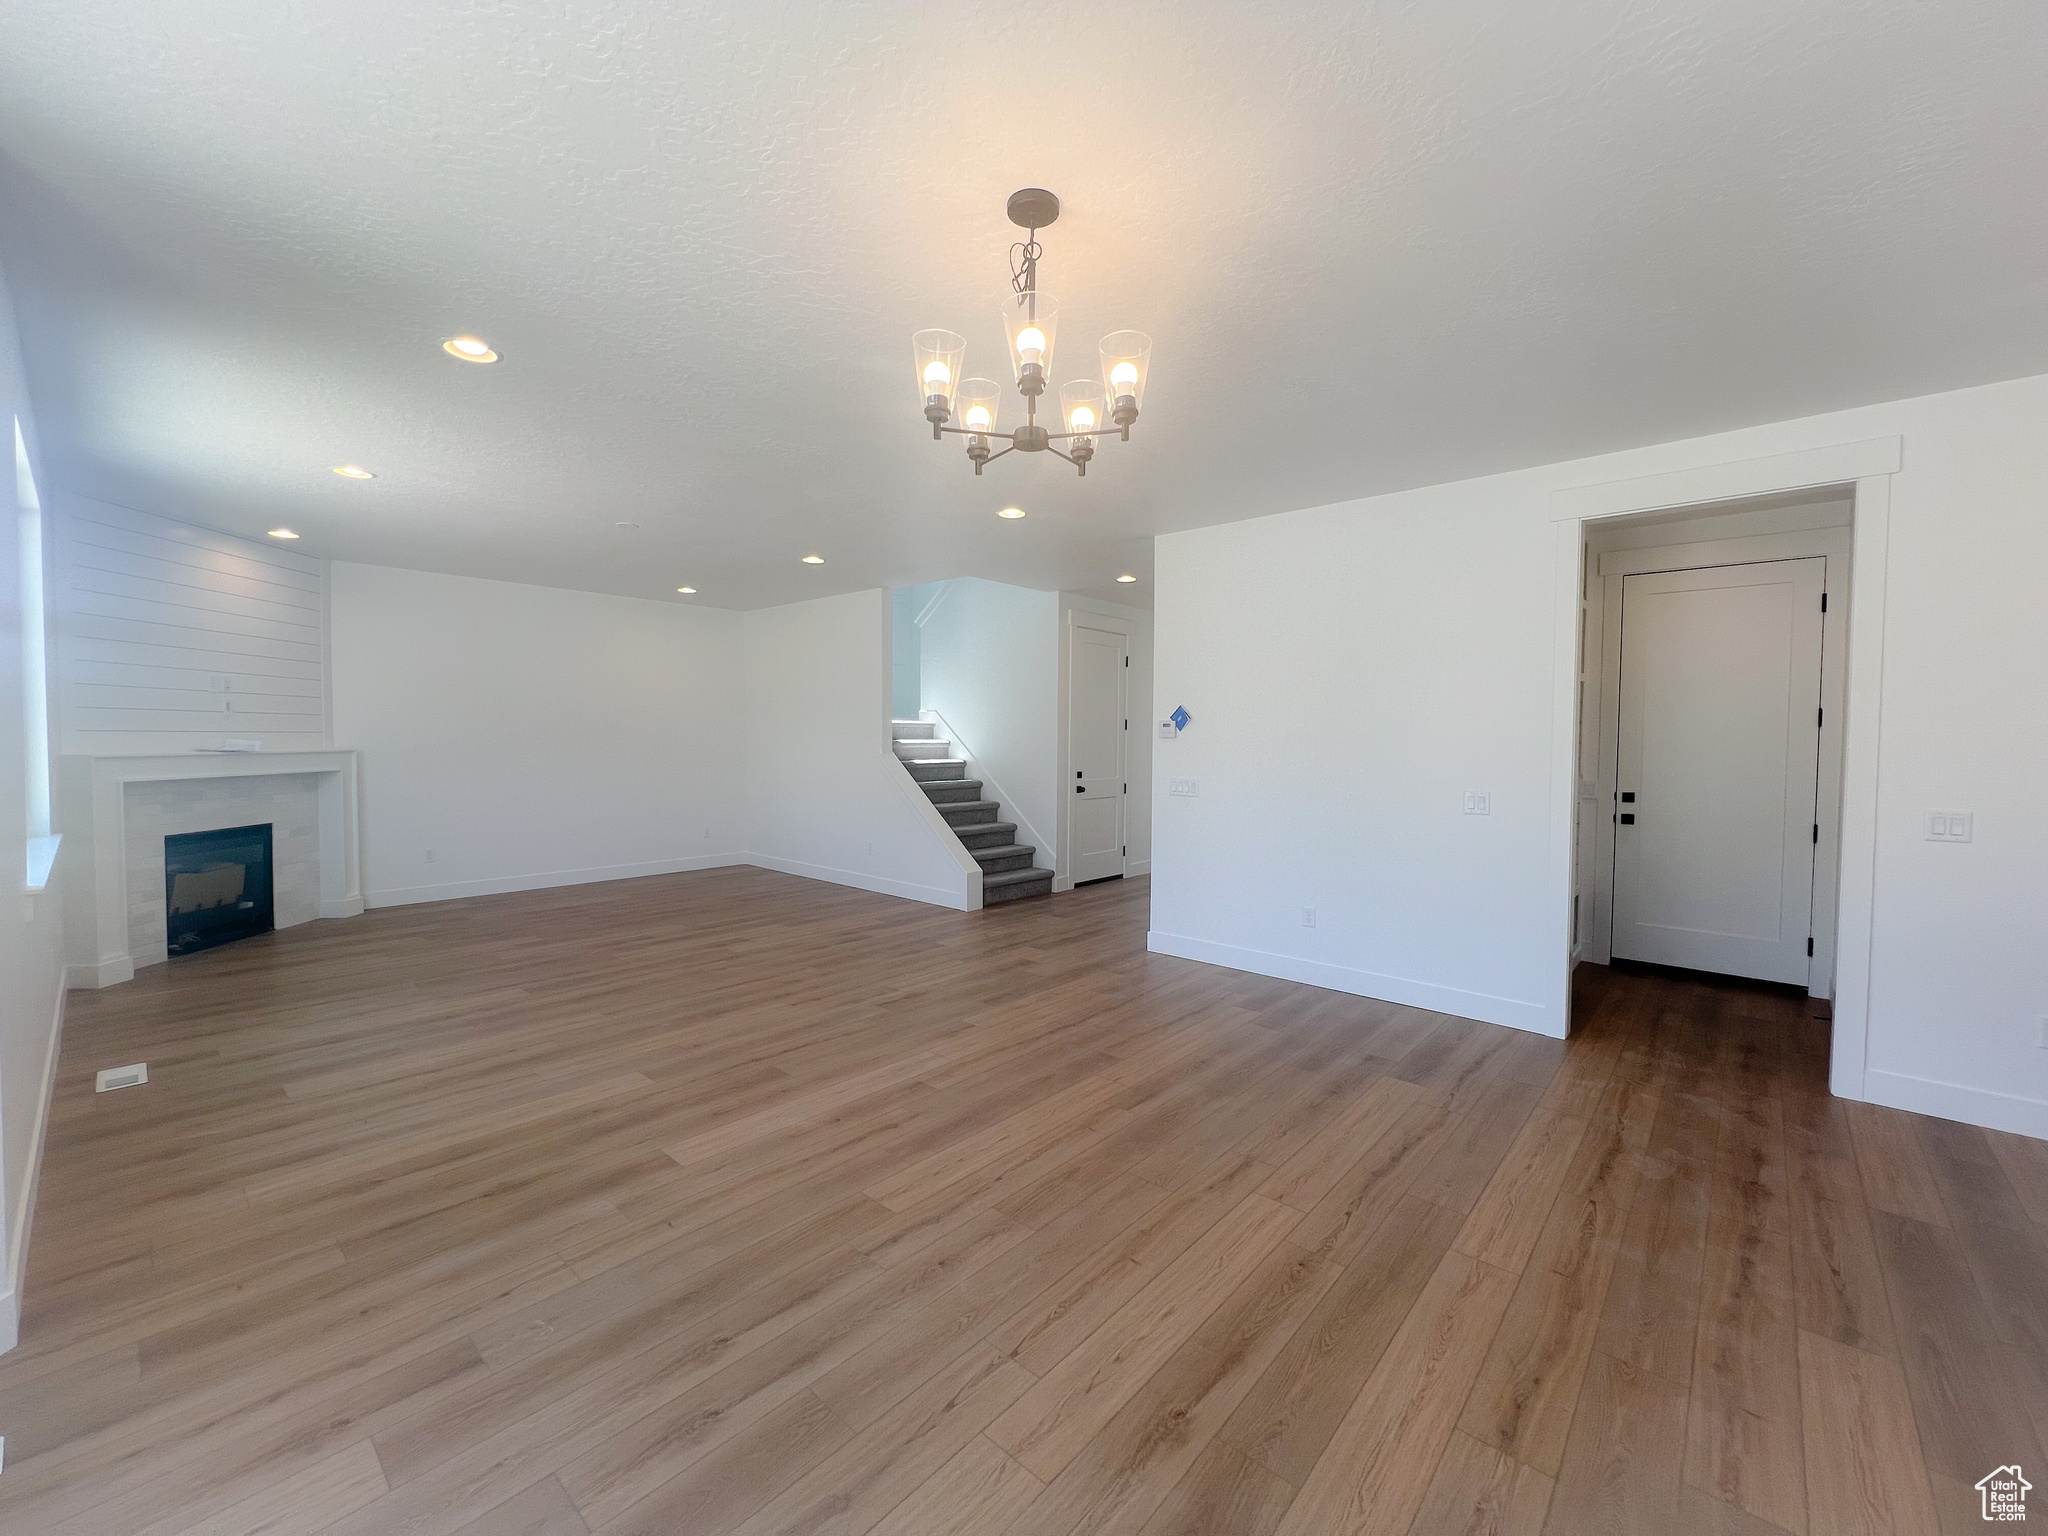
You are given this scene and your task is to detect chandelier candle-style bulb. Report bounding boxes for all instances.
[1000,292,1059,395]
[1099,331,1152,436]
[1058,380,1106,475]
[955,379,1003,472]
[912,329,967,437]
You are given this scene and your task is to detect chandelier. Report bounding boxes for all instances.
[913,189,1152,477]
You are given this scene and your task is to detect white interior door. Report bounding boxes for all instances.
[1611,558,1826,984]
[1068,622,1127,883]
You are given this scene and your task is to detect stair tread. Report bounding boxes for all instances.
[969,843,1035,861]
[954,822,1017,836]
[982,866,1054,887]
[935,799,999,813]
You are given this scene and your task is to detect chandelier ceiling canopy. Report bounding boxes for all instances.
[913,189,1152,477]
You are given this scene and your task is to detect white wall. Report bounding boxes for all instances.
[330,563,745,905]
[744,588,976,909]
[1152,372,2048,1137]
[54,497,328,755]
[0,254,66,1351]
[919,578,1060,868]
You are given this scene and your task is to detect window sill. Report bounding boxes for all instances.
[26,832,61,893]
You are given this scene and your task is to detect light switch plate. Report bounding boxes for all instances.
[1169,778,1198,797]
[95,1063,149,1093]
[1927,811,1972,842]
[1463,791,1492,815]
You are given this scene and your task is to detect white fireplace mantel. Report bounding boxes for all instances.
[58,750,365,988]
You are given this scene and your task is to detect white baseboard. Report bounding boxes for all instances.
[318,896,366,919]
[1146,929,1563,1037]
[66,956,134,989]
[744,854,972,912]
[3,980,66,1354]
[1124,859,1151,878]
[1862,1067,2048,1140]
[366,854,748,908]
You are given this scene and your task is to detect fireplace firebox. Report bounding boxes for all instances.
[164,823,274,957]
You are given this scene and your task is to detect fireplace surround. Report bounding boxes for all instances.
[59,749,364,987]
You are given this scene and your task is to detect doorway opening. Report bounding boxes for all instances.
[1571,488,1853,1002]
[1061,609,1132,887]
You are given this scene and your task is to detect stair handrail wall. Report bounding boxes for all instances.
[915,705,1055,879]
[884,738,985,910]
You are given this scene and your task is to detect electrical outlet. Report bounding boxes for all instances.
[1927,811,1973,842]
[1578,779,1597,802]
[2038,1015,2048,1050]
[1302,907,1316,928]
[1158,720,1177,739]
[1169,778,1198,797]
[1463,791,1492,815]
[424,848,435,863]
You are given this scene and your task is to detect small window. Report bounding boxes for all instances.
[17,416,55,887]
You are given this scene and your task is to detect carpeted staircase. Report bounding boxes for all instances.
[893,719,1055,904]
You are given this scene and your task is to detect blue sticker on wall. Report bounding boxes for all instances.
[1169,705,1191,731]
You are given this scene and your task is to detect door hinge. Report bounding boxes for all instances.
[1124,655,1128,666]
[1812,823,1819,844]
[1821,592,1828,612]
[1807,936,1815,957]
[1122,845,1127,855]
[1818,707,1823,728]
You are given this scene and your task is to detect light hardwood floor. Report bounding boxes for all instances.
[4,869,2044,1535]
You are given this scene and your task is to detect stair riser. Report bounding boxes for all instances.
[955,826,1015,849]
[906,761,967,782]
[892,740,951,759]
[984,876,1053,904]
[977,852,1037,874]
[921,781,984,802]
[941,807,999,826]
[891,724,938,741]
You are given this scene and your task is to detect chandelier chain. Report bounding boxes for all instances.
[1010,237,1042,295]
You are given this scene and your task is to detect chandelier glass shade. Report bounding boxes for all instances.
[914,190,1150,477]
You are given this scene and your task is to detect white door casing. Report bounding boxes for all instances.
[1067,621,1127,883]
[1611,557,1826,985]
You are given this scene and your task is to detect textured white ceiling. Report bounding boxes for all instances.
[1,1,2041,610]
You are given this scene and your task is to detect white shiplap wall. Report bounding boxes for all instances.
[57,498,329,755]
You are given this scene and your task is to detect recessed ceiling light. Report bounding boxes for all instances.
[802,554,825,564]
[267,528,300,540]
[676,586,697,594]
[998,506,1026,519]
[443,335,499,363]
[1116,573,1138,583]
[331,464,374,479]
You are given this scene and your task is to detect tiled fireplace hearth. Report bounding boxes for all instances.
[59,750,364,987]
